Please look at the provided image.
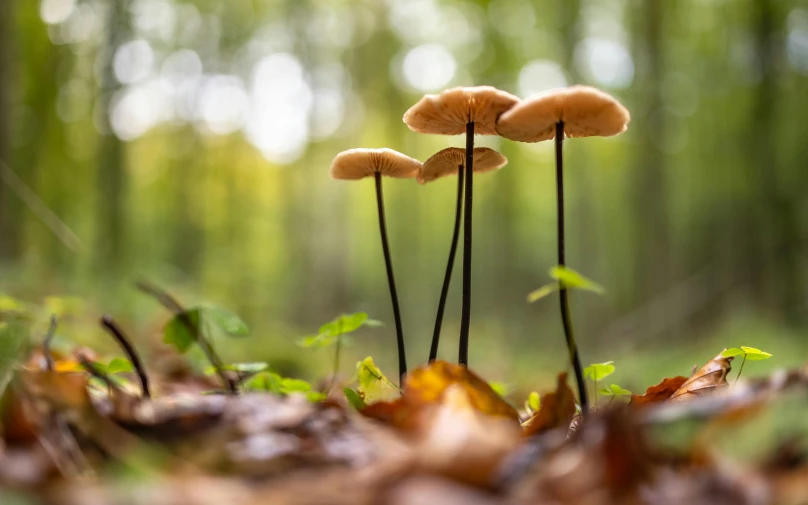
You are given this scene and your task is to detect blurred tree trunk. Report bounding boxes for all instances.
[631,0,670,307]
[0,0,18,261]
[744,0,800,321]
[94,0,129,273]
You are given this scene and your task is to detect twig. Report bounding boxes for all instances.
[78,355,116,391]
[100,315,151,398]
[0,159,83,253]
[42,315,58,372]
[135,280,237,395]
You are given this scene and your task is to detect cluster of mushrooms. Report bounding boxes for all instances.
[329,85,630,414]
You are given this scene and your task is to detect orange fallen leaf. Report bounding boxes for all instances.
[669,351,733,402]
[359,361,522,488]
[403,361,519,421]
[630,376,688,406]
[522,372,576,437]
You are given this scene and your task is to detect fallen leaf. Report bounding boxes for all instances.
[669,351,733,402]
[404,361,519,421]
[630,376,688,406]
[414,384,522,487]
[522,373,576,437]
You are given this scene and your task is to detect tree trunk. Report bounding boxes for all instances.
[631,0,670,310]
[0,0,18,261]
[94,0,129,273]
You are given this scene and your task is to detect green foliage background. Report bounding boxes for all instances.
[0,0,807,390]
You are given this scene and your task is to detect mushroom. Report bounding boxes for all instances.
[404,86,518,366]
[496,85,630,413]
[330,148,422,381]
[419,147,508,363]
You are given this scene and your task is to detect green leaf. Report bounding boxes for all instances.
[583,361,615,381]
[344,388,367,410]
[0,295,25,312]
[489,381,510,398]
[306,391,327,402]
[740,346,772,360]
[364,319,384,327]
[202,305,249,337]
[243,372,284,393]
[549,266,605,294]
[106,358,134,374]
[280,378,313,393]
[163,309,201,354]
[722,348,745,358]
[526,391,541,413]
[357,356,398,403]
[608,384,632,396]
[296,332,338,348]
[527,283,558,303]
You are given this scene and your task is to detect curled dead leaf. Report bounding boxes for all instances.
[669,351,733,403]
[522,373,576,437]
[630,376,688,406]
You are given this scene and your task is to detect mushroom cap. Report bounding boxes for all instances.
[418,147,508,184]
[403,86,520,136]
[495,85,630,143]
[329,148,422,180]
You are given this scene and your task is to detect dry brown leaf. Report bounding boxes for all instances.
[522,373,576,437]
[669,351,733,403]
[630,376,689,406]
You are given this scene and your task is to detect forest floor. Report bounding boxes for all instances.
[1,290,808,505]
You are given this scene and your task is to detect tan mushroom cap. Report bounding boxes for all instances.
[495,85,630,143]
[418,147,508,185]
[329,148,422,181]
[403,86,520,136]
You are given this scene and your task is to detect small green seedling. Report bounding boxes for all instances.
[243,371,325,402]
[598,384,632,403]
[163,305,249,354]
[527,266,605,303]
[584,361,617,406]
[351,356,398,406]
[722,346,773,384]
[298,312,381,387]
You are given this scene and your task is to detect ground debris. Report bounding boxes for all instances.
[1,351,807,504]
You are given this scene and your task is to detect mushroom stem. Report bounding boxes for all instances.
[428,163,465,362]
[374,172,407,381]
[458,121,475,366]
[554,121,589,414]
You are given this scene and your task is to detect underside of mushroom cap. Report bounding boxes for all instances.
[496,85,630,142]
[403,86,519,136]
[418,147,508,184]
[330,148,422,180]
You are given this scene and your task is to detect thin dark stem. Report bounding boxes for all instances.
[458,121,475,366]
[555,121,589,414]
[734,354,747,386]
[428,164,464,362]
[136,280,238,395]
[374,173,407,382]
[43,315,58,372]
[100,315,151,398]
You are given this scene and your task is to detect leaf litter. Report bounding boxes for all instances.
[1,304,808,505]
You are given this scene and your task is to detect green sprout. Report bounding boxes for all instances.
[722,346,773,384]
[297,312,381,390]
[582,361,630,405]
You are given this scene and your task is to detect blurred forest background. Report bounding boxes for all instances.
[0,0,807,389]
